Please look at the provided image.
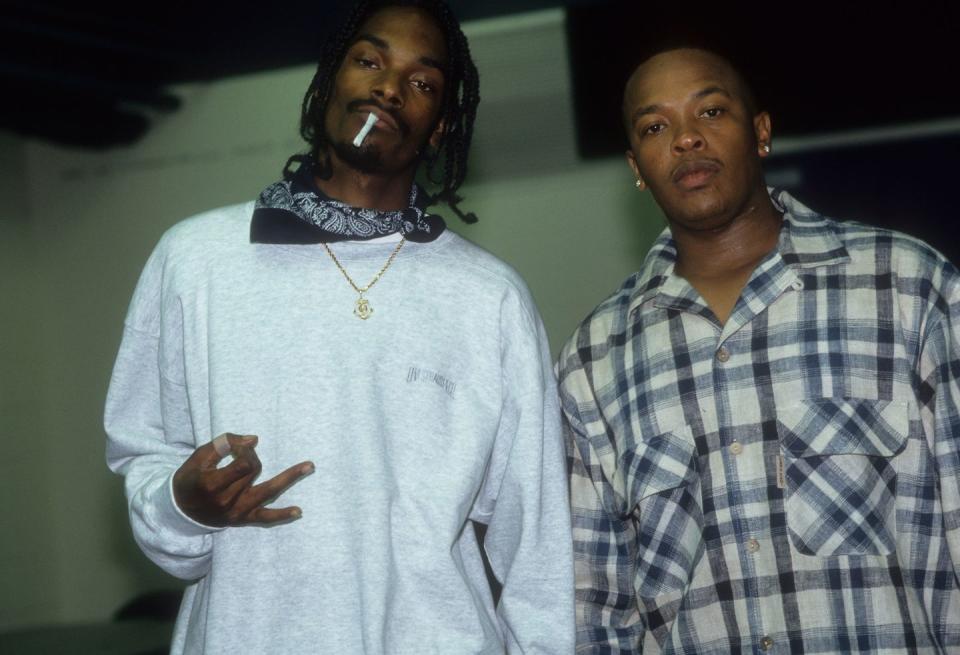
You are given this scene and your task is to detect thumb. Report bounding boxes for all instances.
[206,433,258,464]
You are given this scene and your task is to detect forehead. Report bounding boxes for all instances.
[353,6,448,63]
[624,49,741,109]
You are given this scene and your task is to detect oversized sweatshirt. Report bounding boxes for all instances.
[104,202,575,654]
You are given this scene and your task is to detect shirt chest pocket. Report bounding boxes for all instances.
[777,399,908,557]
[619,426,703,598]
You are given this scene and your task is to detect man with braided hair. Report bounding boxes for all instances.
[104,1,574,652]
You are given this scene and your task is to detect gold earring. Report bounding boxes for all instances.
[635,179,642,188]
[762,144,770,153]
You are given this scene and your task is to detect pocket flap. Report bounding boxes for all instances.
[617,425,698,504]
[778,398,909,457]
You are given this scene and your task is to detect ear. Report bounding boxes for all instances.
[625,149,646,190]
[429,119,446,150]
[754,111,772,158]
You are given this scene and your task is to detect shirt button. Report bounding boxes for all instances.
[760,636,775,651]
[716,347,730,362]
[746,538,760,553]
[729,441,743,455]
[792,279,804,291]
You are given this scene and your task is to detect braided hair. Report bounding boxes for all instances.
[288,0,480,223]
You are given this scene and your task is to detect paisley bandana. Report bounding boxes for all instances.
[250,158,446,244]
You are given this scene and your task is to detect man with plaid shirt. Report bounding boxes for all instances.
[558,46,960,653]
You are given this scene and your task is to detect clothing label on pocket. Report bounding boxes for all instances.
[776,455,786,489]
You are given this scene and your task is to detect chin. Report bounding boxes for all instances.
[675,207,745,233]
[665,196,729,229]
[332,140,385,174]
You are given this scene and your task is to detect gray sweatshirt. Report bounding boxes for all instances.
[104,203,575,654]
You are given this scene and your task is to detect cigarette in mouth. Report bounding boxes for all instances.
[352,112,378,147]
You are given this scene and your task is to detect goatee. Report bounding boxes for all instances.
[331,139,385,174]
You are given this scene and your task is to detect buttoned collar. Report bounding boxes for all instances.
[627,189,851,318]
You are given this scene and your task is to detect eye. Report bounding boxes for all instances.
[641,122,665,136]
[355,56,379,69]
[701,106,725,118]
[411,79,437,93]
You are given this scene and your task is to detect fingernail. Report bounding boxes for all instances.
[292,508,303,520]
[302,463,316,476]
[242,435,258,445]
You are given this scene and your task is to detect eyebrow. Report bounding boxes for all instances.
[694,86,732,101]
[630,85,734,123]
[353,33,446,72]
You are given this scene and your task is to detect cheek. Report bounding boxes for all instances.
[327,69,362,111]
[329,77,354,108]
[634,146,670,182]
[409,112,443,144]
[323,83,355,132]
[322,102,342,136]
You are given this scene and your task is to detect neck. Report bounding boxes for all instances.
[314,151,416,211]
[671,187,783,281]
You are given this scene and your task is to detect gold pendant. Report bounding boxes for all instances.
[354,296,373,320]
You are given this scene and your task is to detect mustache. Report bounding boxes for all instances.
[347,99,409,137]
[671,158,722,183]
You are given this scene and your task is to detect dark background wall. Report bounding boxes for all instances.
[0,1,956,645]
[566,0,959,264]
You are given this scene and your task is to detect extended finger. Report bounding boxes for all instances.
[214,464,263,512]
[245,505,304,526]
[244,461,315,509]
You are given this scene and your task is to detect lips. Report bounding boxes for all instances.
[672,159,721,190]
[356,104,399,133]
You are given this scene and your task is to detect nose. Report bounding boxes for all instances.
[371,71,404,107]
[672,124,704,154]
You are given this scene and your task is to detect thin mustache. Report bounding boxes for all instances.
[671,158,722,182]
[347,99,408,136]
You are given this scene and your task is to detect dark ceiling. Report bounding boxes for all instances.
[568,1,960,157]
[0,0,582,149]
[4,1,959,151]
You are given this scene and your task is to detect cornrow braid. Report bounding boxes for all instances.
[287,0,480,223]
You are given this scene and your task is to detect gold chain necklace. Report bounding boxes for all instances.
[322,238,405,319]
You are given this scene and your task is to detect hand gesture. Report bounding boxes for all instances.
[172,433,313,527]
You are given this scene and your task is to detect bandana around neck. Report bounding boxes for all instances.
[250,157,446,244]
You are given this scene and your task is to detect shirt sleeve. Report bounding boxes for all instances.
[563,395,645,653]
[471,288,576,654]
[104,237,219,581]
[917,268,960,578]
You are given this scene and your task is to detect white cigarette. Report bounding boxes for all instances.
[352,112,378,147]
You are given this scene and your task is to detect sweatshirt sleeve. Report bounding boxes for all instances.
[104,235,220,581]
[472,287,576,654]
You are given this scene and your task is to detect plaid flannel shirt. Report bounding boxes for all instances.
[558,190,960,654]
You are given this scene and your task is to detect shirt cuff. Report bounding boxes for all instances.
[161,473,227,537]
